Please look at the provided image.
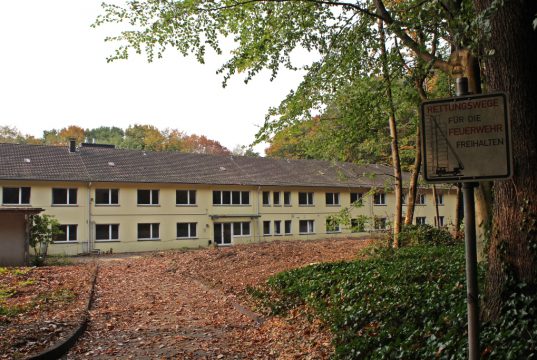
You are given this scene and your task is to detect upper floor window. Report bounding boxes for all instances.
[52,188,77,205]
[350,192,363,204]
[138,189,159,205]
[262,191,270,205]
[95,189,119,205]
[213,191,249,205]
[435,193,444,205]
[416,194,426,205]
[325,192,340,206]
[2,187,31,205]
[138,223,160,240]
[298,192,314,206]
[273,192,281,206]
[176,190,196,205]
[373,193,386,206]
[233,222,250,236]
[95,224,119,241]
[283,192,291,206]
[53,224,77,242]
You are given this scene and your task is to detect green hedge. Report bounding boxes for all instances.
[260,245,537,359]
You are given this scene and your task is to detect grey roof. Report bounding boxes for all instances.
[0,143,397,188]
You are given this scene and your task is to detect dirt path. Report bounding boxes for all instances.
[68,238,371,359]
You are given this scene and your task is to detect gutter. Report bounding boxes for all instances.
[87,182,92,254]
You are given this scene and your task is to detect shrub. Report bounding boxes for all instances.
[398,224,455,247]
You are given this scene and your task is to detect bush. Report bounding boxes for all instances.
[398,224,455,247]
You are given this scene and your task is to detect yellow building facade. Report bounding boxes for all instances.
[0,142,457,256]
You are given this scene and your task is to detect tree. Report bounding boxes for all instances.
[181,134,231,155]
[29,214,62,266]
[85,126,125,146]
[121,124,165,151]
[96,0,536,317]
[43,125,85,145]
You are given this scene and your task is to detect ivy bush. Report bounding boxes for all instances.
[260,244,537,359]
[398,224,455,247]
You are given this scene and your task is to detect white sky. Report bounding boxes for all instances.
[0,1,309,155]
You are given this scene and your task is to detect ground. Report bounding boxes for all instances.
[1,238,372,359]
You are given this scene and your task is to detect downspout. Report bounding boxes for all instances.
[256,186,261,242]
[87,182,92,254]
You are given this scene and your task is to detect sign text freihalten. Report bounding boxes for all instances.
[420,93,512,183]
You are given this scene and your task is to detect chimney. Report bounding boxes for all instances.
[69,138,76,153]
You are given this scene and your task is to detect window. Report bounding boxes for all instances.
[273,192,281,206]
[95,189,119,205]
[177,223,197,238]
[263,221,271,235]
[374,217,387,230]
[95,224,119,241]
[274,220,282,235]
[325,192,340,206]
[284,220,292,234]
[350,192,362,204]
[373,193,386,205]
[416,217,427,225]
[416,194,426,205]
[298,192,314,205]
[435,216,445,227]
[435,193,444,205]
[138,189,159,205]
[213,191,250,205]
[233,222,250,236]
[138,223,160,240]
[401,193,406,205]
[326,218,340,233]
[53,225,77,242]
[52,188,77,205]
[299,220,315,234]
[351,218,365,232]
[262,191,270,205]
[283,192,291,206]
[176,190,196,205]
[2,187,30,205]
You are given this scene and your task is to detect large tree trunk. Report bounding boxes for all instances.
[454,183,463,231]
[474,0,537,320]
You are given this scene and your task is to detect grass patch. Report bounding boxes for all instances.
[43,255,73,266]
[257,244,536,359]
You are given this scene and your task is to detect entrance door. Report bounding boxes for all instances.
[214,223,232,246]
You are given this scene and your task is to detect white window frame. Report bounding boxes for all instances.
[284,220,292,234]
[274,220,282,235]
[325,218,341,233]
[263,220,271,235]
[52,188,77,205]
[416,193,426,205]
[283,192,291,206]
[262,191,271,206]
[176,190,196,205]
[273,192,281,206]
[2,187,31,205]
[95,188,119,205]
[138,223,160,240]
[374,217,387,230]
[53,224,78,242]
[95,224,119,241]
[137,189,159,206]
[416,217,427,225]
[299,220,315,234]
[176,222,197,239]
[435,193,444,205]
[350,192,363,204]
[435,216,445,227]
[325,192,340,206]
[213,190,250,205]
[298,192,314,206]
[373,193,386,206]
[232,222,250,236]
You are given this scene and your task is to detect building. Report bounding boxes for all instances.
[0,141,457,256]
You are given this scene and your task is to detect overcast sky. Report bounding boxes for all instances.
[0,1,308,154]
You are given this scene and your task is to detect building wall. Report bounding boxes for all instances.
[0,181,458,255]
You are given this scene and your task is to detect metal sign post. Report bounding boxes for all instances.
[420,77,512,360]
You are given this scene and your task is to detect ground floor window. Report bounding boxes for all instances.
[416,217,426,225]
[138,223,160,240]
[299,220,315,234]
[326,218,341,233]
[435,216,445,227]
[351,218,366,232]
[374,217,387,230]
[284,220,292,234]
[53,224,77,242]
[96,224,119,241]
[263,221,271,235]
[233,222,250,236]
[274,220,282,235]
[177,223,197,238]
